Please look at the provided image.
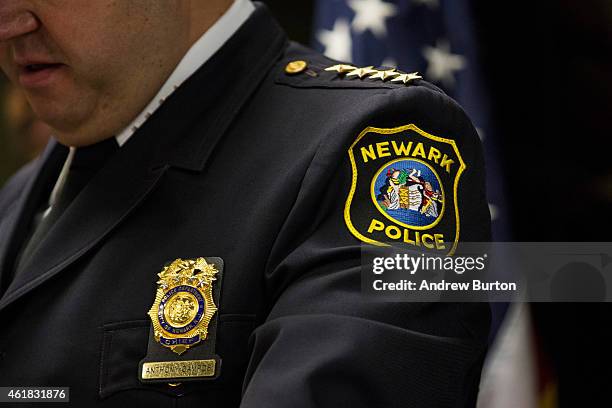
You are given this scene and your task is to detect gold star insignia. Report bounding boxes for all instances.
[369,69,401,81]
[346,66,378,79]
[324,64,358,74]
[390,72,423,85]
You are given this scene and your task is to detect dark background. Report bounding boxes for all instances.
[1,1,611,405]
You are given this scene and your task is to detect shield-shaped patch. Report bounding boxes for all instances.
[344,124,466,254]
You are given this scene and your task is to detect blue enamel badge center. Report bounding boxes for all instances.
[148,258,219,355]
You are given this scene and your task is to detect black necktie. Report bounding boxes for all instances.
[13,137,120,276]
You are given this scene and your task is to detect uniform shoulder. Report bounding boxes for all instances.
[272,43,476,145]
[273,41,444,96]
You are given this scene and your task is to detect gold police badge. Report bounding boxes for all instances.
[147,258,219,356]
[345,124,465,254]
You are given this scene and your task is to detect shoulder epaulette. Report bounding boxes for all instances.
[323,64,422,85]
[280,59,423,88]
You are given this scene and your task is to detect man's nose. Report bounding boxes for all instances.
[0,8,40,42]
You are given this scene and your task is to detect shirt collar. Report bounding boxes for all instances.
[48,0,255,208]
[115,0,255,146]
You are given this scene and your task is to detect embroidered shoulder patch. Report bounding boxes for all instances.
[344,124,465,254]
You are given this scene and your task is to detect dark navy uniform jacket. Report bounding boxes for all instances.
[0,4,490,407]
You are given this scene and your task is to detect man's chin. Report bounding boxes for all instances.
[26,89,127,147]
[27,101,95,147]
[28,112,112,147]
[51,127,115,148]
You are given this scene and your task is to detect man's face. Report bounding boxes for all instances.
[0,1,190,146]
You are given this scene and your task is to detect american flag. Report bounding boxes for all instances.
[312,0,510,243]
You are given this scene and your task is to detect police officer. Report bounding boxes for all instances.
[0,1,491,406]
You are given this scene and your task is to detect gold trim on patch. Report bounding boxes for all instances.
[141,359,217,380]
[344,124,466,254]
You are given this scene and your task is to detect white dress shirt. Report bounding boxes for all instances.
[48,0,255,210]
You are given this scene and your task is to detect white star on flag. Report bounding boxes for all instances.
[489,203,498,221]
[317,18,353,62]
[422,39,467,87]
[381,57,398,68]
[348,0,398,39]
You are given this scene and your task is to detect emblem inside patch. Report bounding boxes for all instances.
[372,159,444,229]
[345,124,465,253]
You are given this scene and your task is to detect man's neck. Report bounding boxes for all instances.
[114,0,255,147]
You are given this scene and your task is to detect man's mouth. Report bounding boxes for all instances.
[17,62,65,88]
[24,63,61,72]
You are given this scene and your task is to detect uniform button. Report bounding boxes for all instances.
[285,60,308,75]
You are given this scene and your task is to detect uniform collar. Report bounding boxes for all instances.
[48,0,255,207]
[126,2,289,172]
[115,0,255,147]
